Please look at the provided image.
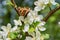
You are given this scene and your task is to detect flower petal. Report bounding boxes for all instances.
[1,26,7,32]
[23,24,29,32]
[10,26,17,32]
[39,27,46,31]
[25,36,32,40]
[14,20,19,26]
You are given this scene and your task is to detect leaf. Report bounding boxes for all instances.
[9,32,18,39]
[28,27,35,32]
[42,34,49,39]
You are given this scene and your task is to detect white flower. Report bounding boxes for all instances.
[1,23,11,33]
[24,16,34,25]
[58,22,60,25]
[35,27,41,40]
[27,10,43,23]
[19,16,24,22]
[14,20,22,26]
[23,24,29,32]
[5,38,11,40]
[34,0,57,11]
[34,6,42,11]
[14,16,24,26]
[0,23,18,40]
[0,39,3,40]
[37,21,46,31]
[49,0,57,5]
[24,10,37,24]
[1,23,17,33]
[38,21,45,26]
[27,10,38,18]
[33,21,46,31]
[39,27,46,31]
[34,15,43,22]
[24,17,32,24]
[0,31,7,40]
[34,0,46,11]
[42,0,49,4]
[10,26,18,32]
[18,34,22,38]
[58,21,60,26]
[25,36,32,40]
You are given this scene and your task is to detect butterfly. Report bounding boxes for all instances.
[16,7,30,16]
[11,0,30,16]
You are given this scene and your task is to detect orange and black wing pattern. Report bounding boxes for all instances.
[17,7,30,16]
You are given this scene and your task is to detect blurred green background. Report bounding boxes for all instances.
[0,0,60,40]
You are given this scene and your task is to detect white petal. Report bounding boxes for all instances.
[10,26,17,32]
[50,0,57,5]
[34,6,41,11]
[0,36,2,39]
[2,33,8,40]
[0,39,3,40]
[27,12,32,17]
[34,1,38,5]
[7,23,11,30]
[1,26,7,32]
[39,15,43,20]
[58,22,60,25]
[19,16,24,21]
[0,31,4,35]
[25,36,32,40]
[14,20,19,26]
[6,38,11,40]
[24,18,28,24]
[35,28,41,40]
[39,27,46,31]
[28,17,34,24]
[43,0,49,4]
[18,20,22,26]
[42,6,45,9]
[23,24,29,32]
[0,31,5,36]
[38,21,45,26]
[35,27,38,31]
[7,23,11,28]
[51,2,57,5]
[34,15,43,22]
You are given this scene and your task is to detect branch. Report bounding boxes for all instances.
[11,0,17,7]
[11,0,20,16]
[43,6,60,22]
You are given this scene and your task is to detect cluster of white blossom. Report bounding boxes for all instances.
[0,0,57,40]
[0,23,18,40]
[34,0,57,11]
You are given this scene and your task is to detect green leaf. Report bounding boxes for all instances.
[9,32,18,39]
[29,27,35,32]
[49,16,56,22]
[42,34,49,39]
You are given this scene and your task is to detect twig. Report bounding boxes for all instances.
[11,0,20,16]
[11,0,16,6]
[43,6,60,22]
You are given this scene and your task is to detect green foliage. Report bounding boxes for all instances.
[9,32,18,39]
